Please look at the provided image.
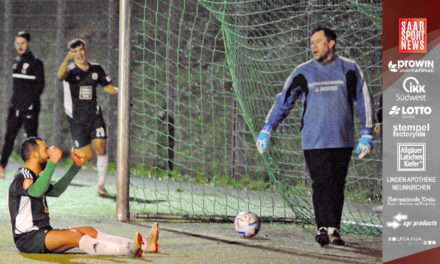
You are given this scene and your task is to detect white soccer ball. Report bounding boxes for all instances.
[234,211,261,238]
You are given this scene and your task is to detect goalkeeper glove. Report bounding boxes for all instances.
[356,129,373,159]
[256,124,272,154]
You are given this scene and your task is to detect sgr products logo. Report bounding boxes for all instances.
[388,60,434,73]
[389,105,432,118]
[399,18,427,53]
[396,76,426,102]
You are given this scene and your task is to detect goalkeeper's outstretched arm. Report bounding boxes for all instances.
[353,63,375,159]
[256,72,306,154]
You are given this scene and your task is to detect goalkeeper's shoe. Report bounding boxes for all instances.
[330,229,345,246]
[98,185,109,196]
[0,166,5,179]
[315,227,329,246]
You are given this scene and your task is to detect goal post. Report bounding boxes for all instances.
[116,0,132,222]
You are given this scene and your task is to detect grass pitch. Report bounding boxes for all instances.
[0,161,382,263]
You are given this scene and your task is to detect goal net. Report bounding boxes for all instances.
[129,0,382,235]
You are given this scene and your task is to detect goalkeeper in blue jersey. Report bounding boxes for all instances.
[256,27,375,246]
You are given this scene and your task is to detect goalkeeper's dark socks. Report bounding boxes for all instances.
[329,229,345,246]
[315,227,329,246]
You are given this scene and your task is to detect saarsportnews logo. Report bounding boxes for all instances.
[388,60,434,73]
[389,105,432,118]
[399,18,427,53]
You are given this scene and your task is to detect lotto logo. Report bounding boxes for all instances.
[389,105,432,118]
[399,18,427,53]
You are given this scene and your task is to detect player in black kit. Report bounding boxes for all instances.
[57,39,118,195]
[8,137,159,256]
[0,31,45,179]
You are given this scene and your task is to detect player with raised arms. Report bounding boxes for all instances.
[8,137,159,256]
[256,27,375,246]
[57,38,117,195]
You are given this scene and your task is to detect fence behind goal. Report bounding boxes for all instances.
[128,0,382,235]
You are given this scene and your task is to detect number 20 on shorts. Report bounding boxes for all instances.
[96,127,105,137]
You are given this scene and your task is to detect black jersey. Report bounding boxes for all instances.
[62,62,112,121]
[11,52,45,111]
[8,168,52,242]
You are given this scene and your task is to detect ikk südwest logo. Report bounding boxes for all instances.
[399,18,427,53]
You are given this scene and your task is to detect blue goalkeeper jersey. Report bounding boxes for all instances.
[265,55,375,150]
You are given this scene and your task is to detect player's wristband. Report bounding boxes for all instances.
[361,128,372,136]
[263,123,272,133]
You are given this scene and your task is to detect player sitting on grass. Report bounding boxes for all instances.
[8,137,159,256]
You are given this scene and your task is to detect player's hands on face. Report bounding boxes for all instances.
[71,147,86,167]
[66,49,75,61]
[47,146,63,164]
